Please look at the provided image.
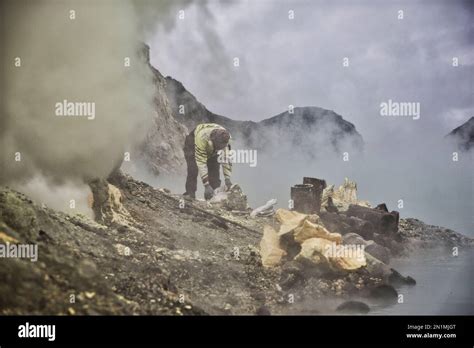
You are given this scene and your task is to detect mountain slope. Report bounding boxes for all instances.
[136,50,364,177]
[133,45,188,176]
[446,116,474,151]
[164,76,364,153]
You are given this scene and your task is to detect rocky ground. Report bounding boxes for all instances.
[398,218,473,250]
[0,171,472,315]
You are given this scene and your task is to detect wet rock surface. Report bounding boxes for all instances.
[336,300,370,314]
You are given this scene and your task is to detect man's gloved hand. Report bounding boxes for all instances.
[204,184,214,200]
[225,178,232,191]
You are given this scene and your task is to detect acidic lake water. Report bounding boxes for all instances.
[371,248,473,315]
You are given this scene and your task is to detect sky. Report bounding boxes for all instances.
[149,0,473,145]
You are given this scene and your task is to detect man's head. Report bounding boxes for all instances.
[210,128,231,150]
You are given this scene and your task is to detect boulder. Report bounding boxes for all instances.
[375,203,389,212]
[292,219,342,244]
[279,261,305,290]
[275,209,342,258]
[294,237,332,266]
[260,225,286,268]
[347,216,375,240]
[365,243,390,264]
[368,284,398,304]
[364,253,392,279]
[211,184,248,211]
[388,269,416,286]
[295,237,366,271]
[88,179,136,226]
[342,233,391,264]
[343,232,370,246]
[319,211,351,235]
[336,300,370,314]
[275,209,307,235]
[319,211,375,239]
[345,204,399,236]
[330,251,367,271]
[278,229,302,260]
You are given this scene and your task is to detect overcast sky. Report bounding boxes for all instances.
[149,0,473,144]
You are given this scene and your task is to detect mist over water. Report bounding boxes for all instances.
[138,117,472,238]
[231,134,472,237]
[372,249,474,315]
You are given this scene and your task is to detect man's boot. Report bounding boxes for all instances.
[183,192,196,200]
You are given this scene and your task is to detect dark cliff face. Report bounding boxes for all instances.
[447,116,474,151]
[131,44,188,176]
[164,76,238,131]
[164,76,364,154]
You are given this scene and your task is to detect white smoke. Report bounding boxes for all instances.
[0,0,193,214]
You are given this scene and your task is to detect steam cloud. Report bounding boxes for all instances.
[1,0,156,184]
[0,0,193,213]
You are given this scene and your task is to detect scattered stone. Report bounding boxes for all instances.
[77,259,98,279]
[84,291,96,299]
[114,244,132,256]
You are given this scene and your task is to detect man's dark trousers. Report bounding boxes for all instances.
[184,130,221,195]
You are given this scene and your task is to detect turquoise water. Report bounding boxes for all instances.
[371,249,474,315]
